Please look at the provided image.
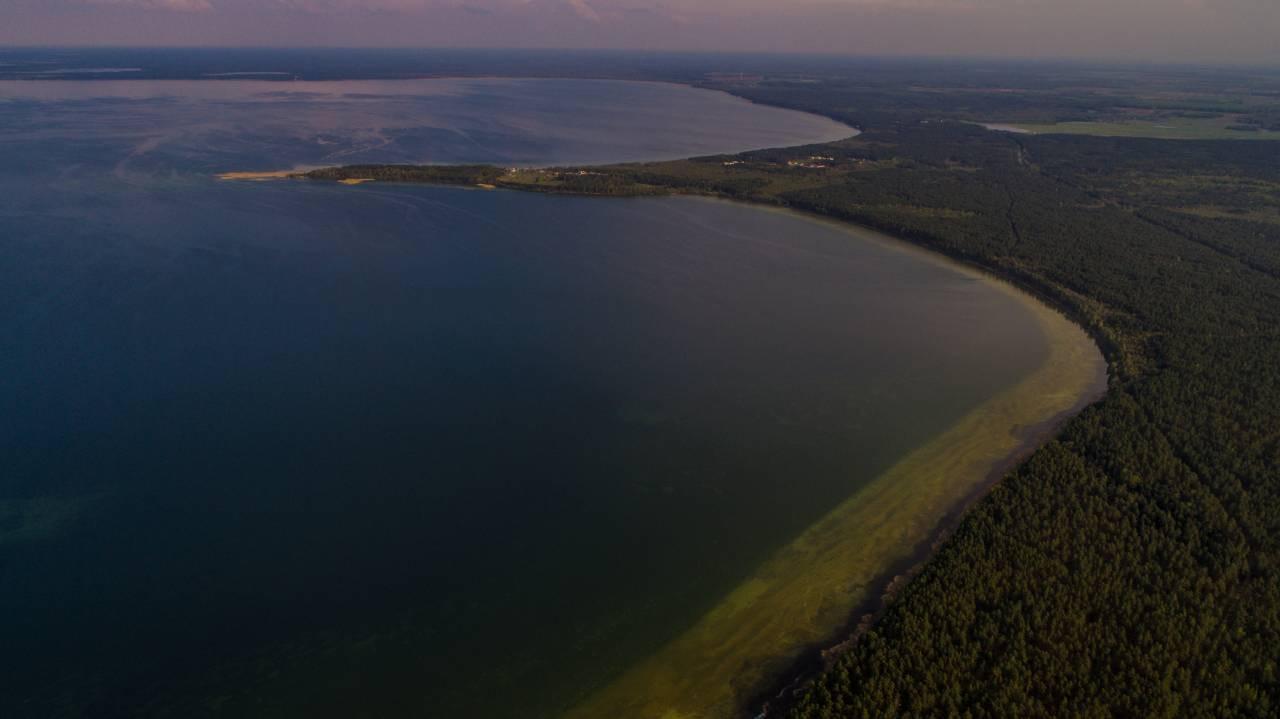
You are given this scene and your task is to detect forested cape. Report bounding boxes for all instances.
[308,70,1280,717]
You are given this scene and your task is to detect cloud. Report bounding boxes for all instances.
[12,0,1277,62]
[244,0,622,20]
[564,0,601,22]
[83,0,213,10]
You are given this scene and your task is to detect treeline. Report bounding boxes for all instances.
[301,164,506,185]
[301,164,672,197]
[710,65,1280,131]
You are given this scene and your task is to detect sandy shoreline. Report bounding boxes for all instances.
[216,170,298,181]
[562,204,1107,719]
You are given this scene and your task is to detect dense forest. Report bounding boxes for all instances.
[308,69,1280,717]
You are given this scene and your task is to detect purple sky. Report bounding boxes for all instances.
[3,0,1278,63]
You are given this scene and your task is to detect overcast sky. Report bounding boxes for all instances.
[3,0,1278,63]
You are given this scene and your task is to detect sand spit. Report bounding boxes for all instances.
[216,170,298,182]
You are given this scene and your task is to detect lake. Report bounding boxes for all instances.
[0,77,1099,718]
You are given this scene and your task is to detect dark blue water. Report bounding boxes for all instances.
[0,78,1045,718]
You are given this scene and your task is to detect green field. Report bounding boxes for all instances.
[985,117,1280,140]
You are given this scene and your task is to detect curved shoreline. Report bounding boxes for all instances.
[226,170,1110,717]
[648,201,1112,719]
[555,202,1106,719]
